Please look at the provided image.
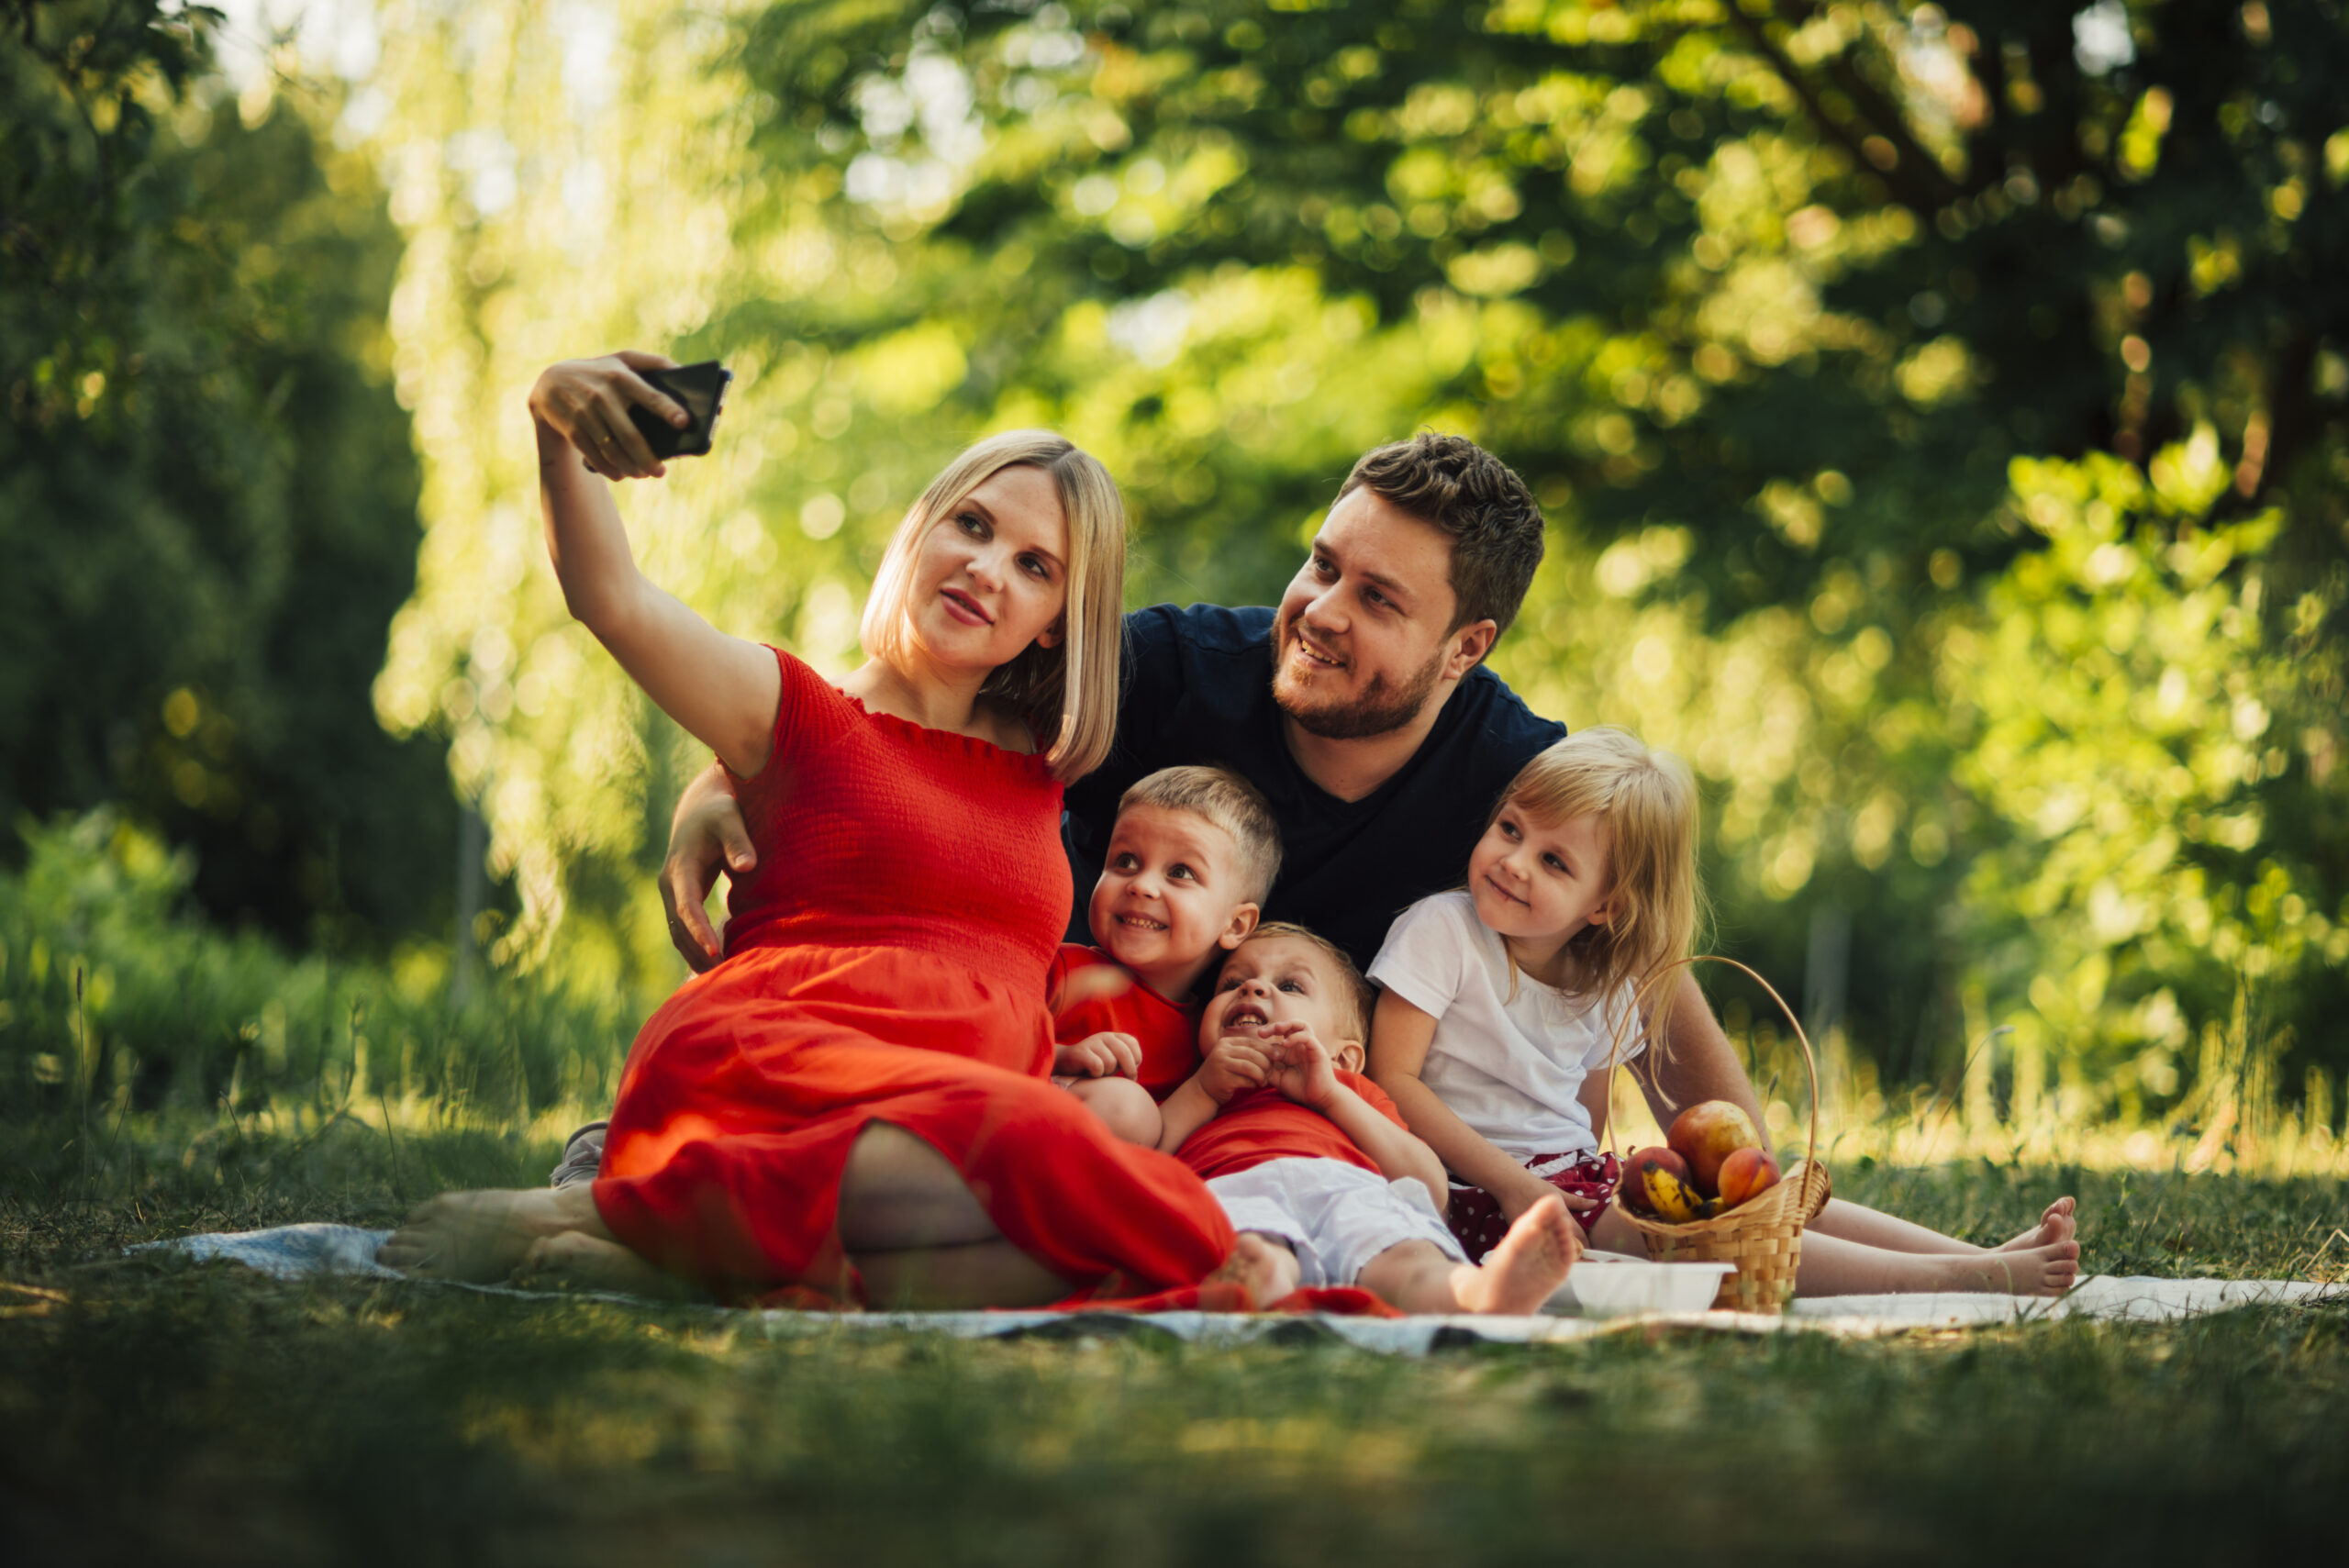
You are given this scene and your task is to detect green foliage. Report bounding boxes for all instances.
[1950,432,2346,1116]
[0,0,455,946]
[354,0,2346,1101]
[0,811,637,1144]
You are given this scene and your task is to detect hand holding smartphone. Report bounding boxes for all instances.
[629,361,732,459]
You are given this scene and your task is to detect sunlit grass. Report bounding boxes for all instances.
[3,1127,2343,1563]
[1603,1051,2349,1191]
[6,815,2344,1556]
[2,1077,2343,1562]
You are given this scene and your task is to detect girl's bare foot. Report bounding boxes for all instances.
[1208,1232,1301,1307]
[1940,1239,2080,1296]
[510,1232,706,1301]
[1453,1195,1581,1315]
[1997,1196,2077,1252]
[375,1186,597,1283]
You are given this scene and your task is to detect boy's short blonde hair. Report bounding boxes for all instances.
[1234,921,1374,1042]
[1118,765,1283,905]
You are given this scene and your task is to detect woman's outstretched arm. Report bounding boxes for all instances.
[530,352,780,777]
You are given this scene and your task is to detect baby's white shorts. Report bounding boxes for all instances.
[1206,1156,1466,1289]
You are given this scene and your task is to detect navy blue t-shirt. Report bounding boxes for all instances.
[1063,603,1567,974]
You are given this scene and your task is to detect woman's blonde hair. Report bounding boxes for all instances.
[858,430,1126,781]
[1490,727,1706,1057]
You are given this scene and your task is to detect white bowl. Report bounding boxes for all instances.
[1542,1254,1738,1318]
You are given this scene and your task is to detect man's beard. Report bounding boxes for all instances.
[1271,613,1449,741]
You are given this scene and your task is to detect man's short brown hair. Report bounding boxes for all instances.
[1339,432,1545,641]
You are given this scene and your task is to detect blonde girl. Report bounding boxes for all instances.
[378,350,1264,1309]
[1369,728,2083,1297]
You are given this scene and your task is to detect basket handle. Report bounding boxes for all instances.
[1594,954,1820,1187]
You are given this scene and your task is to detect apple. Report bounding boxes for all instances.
[1618,1147,1665,1214]
[1620,1146,1692,1218]
[1667,1100,1764,1196]
[1715,1145,1781,1209]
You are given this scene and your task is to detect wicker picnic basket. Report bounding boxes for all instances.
[1601,956,1832,1315]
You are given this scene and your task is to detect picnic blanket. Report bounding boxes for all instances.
[128,1224,2342,1355]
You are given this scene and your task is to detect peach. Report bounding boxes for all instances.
[1668,1100,1763,1196]
[1715,1146,1780,1209]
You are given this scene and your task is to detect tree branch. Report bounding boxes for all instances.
[1721,2,1957,216]
[2017,13,2088,195]
[2243,332,2318,509]
[1791,1,1969,207]
[1965,28,2009,196]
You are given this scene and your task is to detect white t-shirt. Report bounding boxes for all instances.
[1366,891,1642,1159]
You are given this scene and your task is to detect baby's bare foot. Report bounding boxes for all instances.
[1208,1232,1301,1308]
[511,1232,704,1301]
[1455,1195,1582,1315]
[1998,1195,2077,1251]
[1944,1239,2080,1296]
[376,1188,576,1283]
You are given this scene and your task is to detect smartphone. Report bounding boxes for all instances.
[629,361,731,459]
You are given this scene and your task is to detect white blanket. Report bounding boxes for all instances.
[130,1225,2341,1357]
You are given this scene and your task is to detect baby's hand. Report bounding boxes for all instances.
[1054,1031,1141,1080]
[1198,1037,1272,1104]
[1263,1024,1341,1110]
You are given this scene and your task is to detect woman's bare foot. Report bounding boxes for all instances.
[510,1231,707,1302]
[1939,1239,2081,1296]
[375,1185,601,1283]
[1997,1196,2077,1252]
[1453,1195,1582,1315]
[1208,1232,1301,1307]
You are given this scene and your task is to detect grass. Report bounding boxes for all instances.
[2,1110,2343,1564]
[6,818,2345,1560]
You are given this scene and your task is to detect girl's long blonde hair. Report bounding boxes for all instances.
[1490,727,1706,1056]
[858,430,1126,781]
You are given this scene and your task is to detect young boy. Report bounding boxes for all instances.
[1159,924,1583,1315]
[1046,765,1281,1148]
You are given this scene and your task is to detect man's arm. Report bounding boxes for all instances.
[1635,971,1767,1137]
[660,761,757,972]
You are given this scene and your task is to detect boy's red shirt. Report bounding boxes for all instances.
[1175,1070,1408,1183]
[1045,944,1202,1102]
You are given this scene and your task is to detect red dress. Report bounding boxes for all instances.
[592,650,1236,1305]
[1045,944,1203,1100]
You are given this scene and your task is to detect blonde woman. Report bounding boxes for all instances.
[379,351,1264,1308]
[1368,728,2083,1296]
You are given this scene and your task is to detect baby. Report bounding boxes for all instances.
[1046,765,1279,1148]
[1157,924,1583,1314]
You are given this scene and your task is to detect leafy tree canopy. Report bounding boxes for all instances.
[2,0,455,948]
[362,0,2342,1107]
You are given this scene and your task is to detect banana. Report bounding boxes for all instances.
[1642,1164,1703,1224]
